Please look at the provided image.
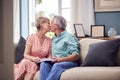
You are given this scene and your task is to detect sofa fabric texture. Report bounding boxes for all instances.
[81,39,120,66]
[15,36,26,64]
[60,67,120,80]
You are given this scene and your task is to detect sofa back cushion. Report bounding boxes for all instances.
[116,47,120,65]
[79,38,120,65]
[14,36,26,64]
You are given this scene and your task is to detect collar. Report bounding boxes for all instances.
[55,30,66,37]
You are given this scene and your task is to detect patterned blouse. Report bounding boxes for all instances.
[26,34,51,58]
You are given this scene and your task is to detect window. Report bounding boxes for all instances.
[29,0,71,34]
[35,0,58,19]
[61,0,71,33]
[14,0,71,43]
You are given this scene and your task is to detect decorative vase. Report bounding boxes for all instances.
[108,28,117,38]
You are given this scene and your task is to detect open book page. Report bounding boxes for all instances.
[39,58,55,63]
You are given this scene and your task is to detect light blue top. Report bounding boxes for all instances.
[52,30,80,58]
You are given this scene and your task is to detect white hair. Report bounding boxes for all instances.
[53,16,67,30]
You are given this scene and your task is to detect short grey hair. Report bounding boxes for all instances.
[53,16,67,30]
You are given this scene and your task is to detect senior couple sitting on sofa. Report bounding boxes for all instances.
[15,36,120,80]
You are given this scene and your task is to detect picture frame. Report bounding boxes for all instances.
[91,25,105,37]
[94,0,120,12]
[74,24,85,38]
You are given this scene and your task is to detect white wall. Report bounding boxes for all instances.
[0,0,14,79]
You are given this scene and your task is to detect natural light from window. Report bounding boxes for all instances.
[35,0,58,19]
[34,0,71,33]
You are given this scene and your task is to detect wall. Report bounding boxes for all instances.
[0,0,3,63]
[0,0,14,79]
[95,12,120,36]
[71,0,120,36]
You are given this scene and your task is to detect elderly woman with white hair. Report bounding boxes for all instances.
[40,16,80,80]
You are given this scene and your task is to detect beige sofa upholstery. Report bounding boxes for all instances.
[34,38,120,80]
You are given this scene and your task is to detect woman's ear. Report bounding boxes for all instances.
[40,23,44,28]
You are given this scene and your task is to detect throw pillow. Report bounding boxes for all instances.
[81,39,120,66]
[14,36,26,64]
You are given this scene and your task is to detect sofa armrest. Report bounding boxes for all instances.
[33,70,40,80]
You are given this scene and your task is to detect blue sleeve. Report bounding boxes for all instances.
[67,35,80,57]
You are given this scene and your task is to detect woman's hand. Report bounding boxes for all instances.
[31,57,40,63]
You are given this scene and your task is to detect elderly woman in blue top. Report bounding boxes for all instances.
[40,16,80,80]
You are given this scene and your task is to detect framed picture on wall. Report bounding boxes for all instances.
[74,24,85,38]
[94,0,120,12]
[91,25,105,37]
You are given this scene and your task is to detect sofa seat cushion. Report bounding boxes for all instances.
[34,67,120,80]
[60,67,120,80]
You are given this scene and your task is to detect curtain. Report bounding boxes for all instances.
[71,0,95,35]
[13,0,20,43]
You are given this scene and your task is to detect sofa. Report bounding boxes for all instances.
[15,37,120,80]
[59,38,120,80]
